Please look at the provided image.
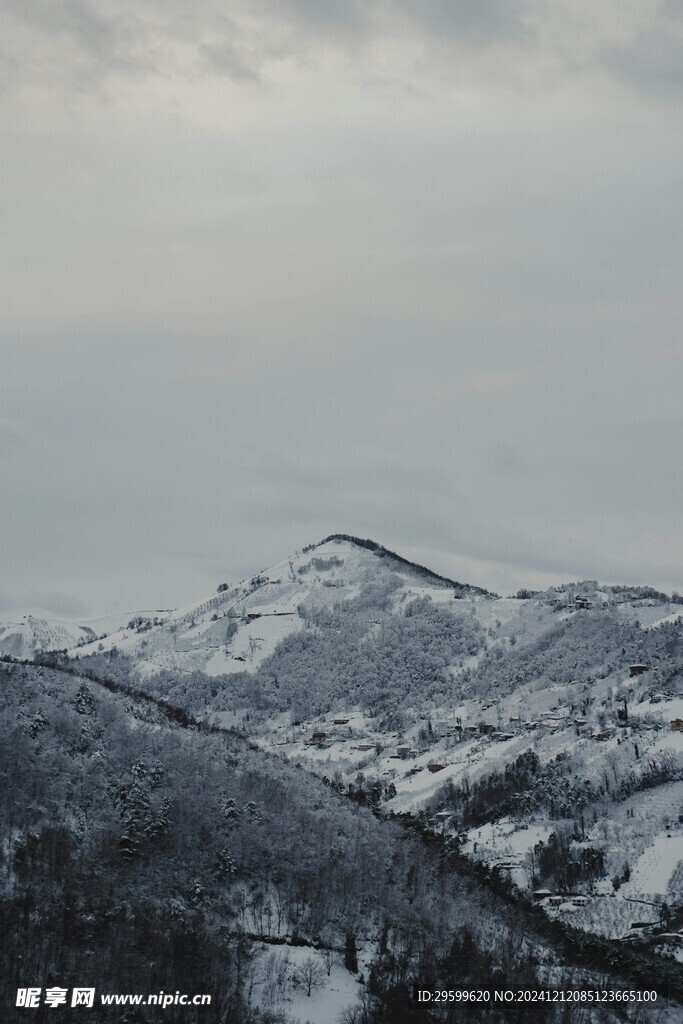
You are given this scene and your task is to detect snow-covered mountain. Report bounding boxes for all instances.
[66,534,491,677]
[5,533,683,963]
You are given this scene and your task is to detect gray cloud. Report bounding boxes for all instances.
[23,590,91,618]
[607,29,683,96]
[1,1,682,613]
[3,0,146,87]
[393,0,528,44]
[2,0,679,97]
[199,40,264,85]
[0,589,90,618]
[0,418,26,455]
[274,0,367,33]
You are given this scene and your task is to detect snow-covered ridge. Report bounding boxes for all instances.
[316,534,495,596]
[63,535,494,677]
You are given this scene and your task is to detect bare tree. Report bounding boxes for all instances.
[292,956,327,997]
[338,991,372,1023]
[322,948,335,976]
[605,749,621,787]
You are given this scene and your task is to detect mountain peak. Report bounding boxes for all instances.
[57,533,493,674]
[312,534,495,597]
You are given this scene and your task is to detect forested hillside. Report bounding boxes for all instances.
[3,658,681,1022]
[212,585,485,721]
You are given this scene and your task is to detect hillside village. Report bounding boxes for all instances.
[247,654,683,951]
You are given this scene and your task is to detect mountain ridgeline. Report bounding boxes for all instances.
[64,536,683,724]
[314,535,495,597]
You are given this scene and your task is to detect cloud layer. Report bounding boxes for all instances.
[3,0,683,97]
[1,0,682,613]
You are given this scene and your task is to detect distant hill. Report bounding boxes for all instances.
[0,615,96,658]
[0,609,172,659]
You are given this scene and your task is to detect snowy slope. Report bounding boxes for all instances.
[250,943,363,1024]
[68,535,489,677]
[0,615,97,658]
[623,833,683,899]
[0,609,172,658]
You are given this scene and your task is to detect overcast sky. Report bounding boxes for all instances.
[1,0,682,617]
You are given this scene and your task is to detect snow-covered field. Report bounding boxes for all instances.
[249,943,363,1024]
[623,833,683,899]
[462,819,552,888]
[204,612,302,676]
